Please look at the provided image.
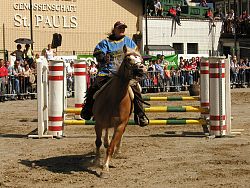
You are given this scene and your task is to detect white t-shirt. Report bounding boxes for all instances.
[67,65,74,76]
[46,49,54,60]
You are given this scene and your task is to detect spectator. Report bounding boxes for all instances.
[66,61,74,96]
[23,44,34,66]
[199,0,208,7]
[159,55,167,65]
[239,10,249,34]
[29,62,37,99]
[147,0,155,16]
[33,53,40,66]
[0,59,8,102]
[4,60,13,98]
[176,4,182,26]
[183,60,194,85]
[245,58,250,86]
[205,8,215,27]
[10,44,24,63]
[238,59,247,87]
[168,6,181,26]
[154,0,163,16]
[23,64,32,94]
[163,62,171,92]
[89,61,98,86]
[230,56,239,85]
[178,58,186,89]
[170,66,180,92]
[12,60,24,100]
[155,58,164,79]
[225,9,234,33]
[148,60,156,72]
[214,7,225,21]
[45,44,56,61]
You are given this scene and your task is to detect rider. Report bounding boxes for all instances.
[81,21,149,127]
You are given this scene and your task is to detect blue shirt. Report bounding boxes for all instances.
[93,35,136,76]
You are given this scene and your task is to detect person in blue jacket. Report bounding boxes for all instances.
[81,21,148,127]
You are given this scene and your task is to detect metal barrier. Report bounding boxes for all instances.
[2,68,250,100]
[4,74,37,100]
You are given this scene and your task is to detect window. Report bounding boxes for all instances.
[187,43,198,54]
[173,43,184,54]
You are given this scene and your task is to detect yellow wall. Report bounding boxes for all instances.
[0,0,142,56]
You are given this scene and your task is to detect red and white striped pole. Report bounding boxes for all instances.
[209,57,226,136]
[74,60,87,119]
[200,58,210,119]
[48,60,64,137]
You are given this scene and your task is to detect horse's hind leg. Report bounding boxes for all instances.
[94,124,102,166]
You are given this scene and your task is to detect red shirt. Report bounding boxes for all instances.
[191,62,197,70]
[0,66,8,77]
[169,8,176,16]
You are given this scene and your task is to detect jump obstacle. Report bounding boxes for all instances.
[28,56,232,138]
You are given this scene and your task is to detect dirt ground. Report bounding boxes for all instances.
[0,89,250,188]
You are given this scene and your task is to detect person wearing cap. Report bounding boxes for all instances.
[81,21,149,127]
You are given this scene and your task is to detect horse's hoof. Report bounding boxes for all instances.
[100,171,110,179]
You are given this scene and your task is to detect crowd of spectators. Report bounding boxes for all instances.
[1,53,250,102]
[0,43,43,102]
[0,57,37,102]
[146,1,250,35]
[230,56,250,88]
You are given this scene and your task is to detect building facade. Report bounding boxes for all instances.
[0,0,143,58]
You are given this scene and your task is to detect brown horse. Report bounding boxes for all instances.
[93,46,146,178]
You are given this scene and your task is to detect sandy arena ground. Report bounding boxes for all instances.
[0,89,250,188]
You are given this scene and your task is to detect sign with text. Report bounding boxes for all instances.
[13,2,78,29]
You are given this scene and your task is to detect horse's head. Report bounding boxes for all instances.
[119,46,147,80]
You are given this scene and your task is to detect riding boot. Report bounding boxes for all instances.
[80,76,110,120]
[80,86,96,120]
[132,85,149,127]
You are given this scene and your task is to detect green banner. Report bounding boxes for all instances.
[77,55,96,65]
[144,54,178,69]
[163,54,178,69]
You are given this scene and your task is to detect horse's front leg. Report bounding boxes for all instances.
[104,128,110,148]
[101,125,125,178]
[94,124,102,166]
